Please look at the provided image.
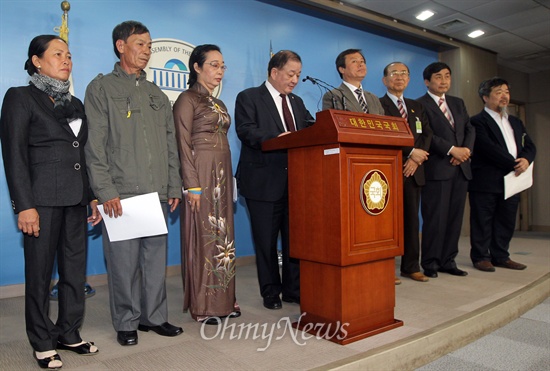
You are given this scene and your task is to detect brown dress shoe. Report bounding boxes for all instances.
[401,272,429,282]
[493,259,527,270]
[395,277,402,285]
[474,261,496,272]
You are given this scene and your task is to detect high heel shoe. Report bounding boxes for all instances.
[57,341,98,355]
[34,352,62,369]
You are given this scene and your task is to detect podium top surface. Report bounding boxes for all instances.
[263,109,414,151]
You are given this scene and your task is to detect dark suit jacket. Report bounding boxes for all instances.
[416,93,475,181]
[235,83,314,202]
[322,82,384,115]
[469,109,536,193]
[0,85,91,213]
[379,94,433,186]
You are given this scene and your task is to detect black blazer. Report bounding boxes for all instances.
[235,83,314,202]
[469,109,536,193]
[416,93,475,181]
[0,85,91,213]
[379,94,433,186]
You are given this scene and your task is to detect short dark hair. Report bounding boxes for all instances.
[422,62,452,81]
[112,20,149,59]
[267,50,301,77]
[383,61,409,76]
[335,49,364,79]
[188,44,221,88]
[24,35,65,76]
[478,77,509,102]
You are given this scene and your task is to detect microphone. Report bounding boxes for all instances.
[302,76,347,110]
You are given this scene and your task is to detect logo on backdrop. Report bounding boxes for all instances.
[360,170,389,215]
[145,38,222,105]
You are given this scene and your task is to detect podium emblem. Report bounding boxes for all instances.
[360,170,389,215]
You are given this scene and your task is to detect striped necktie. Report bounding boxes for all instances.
[397,99,407,119]
[438,97,454,127]
[354,88,369,113]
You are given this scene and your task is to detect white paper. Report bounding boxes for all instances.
[99,192,168,242]
[504,162,534,200]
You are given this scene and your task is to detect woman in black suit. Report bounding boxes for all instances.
[0,35,101,369]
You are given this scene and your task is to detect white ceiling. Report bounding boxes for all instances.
[298,0,550,73]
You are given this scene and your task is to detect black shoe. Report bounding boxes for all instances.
[202,317,222,325]
[228,311,241,318]
[34,352,62,369]
[57,341,98,355]
[424,269,438,278]
[117,331,138,346]
[439,267,468,276]
[137,322,183,337]
[282,296,300,304]
[263,296,282,310]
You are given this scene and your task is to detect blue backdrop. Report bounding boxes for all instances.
[0,0,437,286]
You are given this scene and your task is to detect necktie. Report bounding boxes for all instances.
[438,97,454,127]
[397,99,407,119]
[280,94,296,132]
[354,88,369,113]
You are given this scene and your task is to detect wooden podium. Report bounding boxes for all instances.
[263,109,414,345]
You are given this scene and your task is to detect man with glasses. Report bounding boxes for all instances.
[235,50,314,310]
[380,62,433,283]
[322,48,384,114]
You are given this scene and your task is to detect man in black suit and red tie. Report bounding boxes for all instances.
[380,62,433,283]
[235,50,314,310]
[416,62,475,278]
[469,77,536,272]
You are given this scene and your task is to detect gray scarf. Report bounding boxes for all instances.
[30,73,72,108]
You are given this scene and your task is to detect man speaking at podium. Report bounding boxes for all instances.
[322,48,384,114]
[235,50,314,310]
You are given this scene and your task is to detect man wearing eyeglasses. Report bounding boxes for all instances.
[322,48,384,114]
[380,62,433,283]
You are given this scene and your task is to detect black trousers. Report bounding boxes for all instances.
[401,176,422,274]
[421,170,469,271]
[469,191,520,264]
[24,205,87,351]
[245,196,300,300]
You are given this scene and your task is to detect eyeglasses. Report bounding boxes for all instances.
[389,71,410,78]
[207,61,228,70]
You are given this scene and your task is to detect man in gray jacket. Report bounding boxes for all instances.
[84,21,182,346]
[322,48,384,114]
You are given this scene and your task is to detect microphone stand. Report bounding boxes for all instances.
[302,76,348,111]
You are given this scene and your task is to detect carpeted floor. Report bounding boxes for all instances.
[0,232,548,370]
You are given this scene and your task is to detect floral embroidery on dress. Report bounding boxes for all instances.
[205,96,229,149]
[203,163,235,291]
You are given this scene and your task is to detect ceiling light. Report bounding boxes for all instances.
[468,30,485,38]
[416,10,434,21]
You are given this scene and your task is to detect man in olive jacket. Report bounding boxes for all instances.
[84,21,182,346]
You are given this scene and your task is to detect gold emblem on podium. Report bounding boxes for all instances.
[360,170,389,215]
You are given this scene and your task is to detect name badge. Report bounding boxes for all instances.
[415,117,422,133]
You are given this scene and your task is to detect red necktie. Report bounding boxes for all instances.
[397,99,407,119]
[280,94,296,132]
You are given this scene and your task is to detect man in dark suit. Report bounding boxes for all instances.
[380,62,433,283]
[322,48,384,114]
[416,62,475,278]
[469,77,536,272]
[235,50,314,310]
